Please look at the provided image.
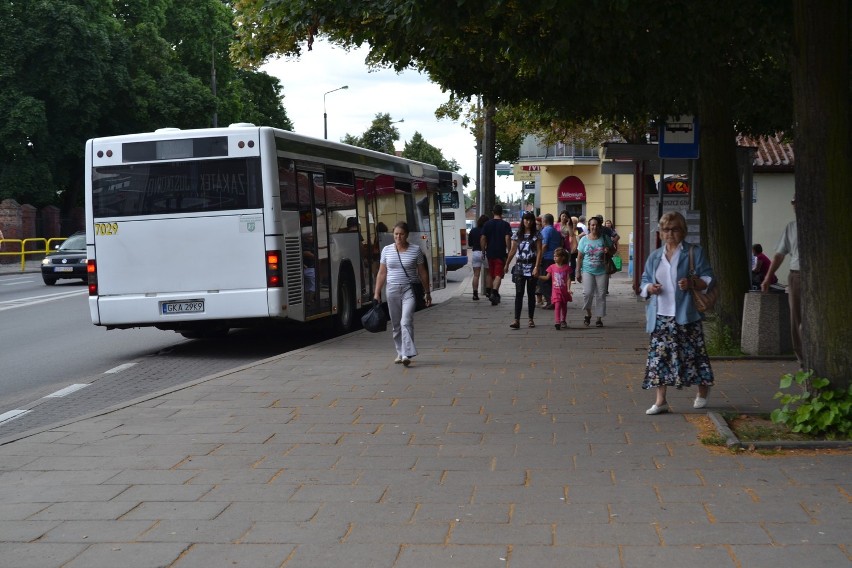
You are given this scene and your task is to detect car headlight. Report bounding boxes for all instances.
[42,258,50,266]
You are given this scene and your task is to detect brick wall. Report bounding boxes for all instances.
[0,199,82,263]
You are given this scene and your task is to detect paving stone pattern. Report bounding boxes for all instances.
[0,273,849,568]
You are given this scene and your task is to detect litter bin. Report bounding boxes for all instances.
[740,288,792,356]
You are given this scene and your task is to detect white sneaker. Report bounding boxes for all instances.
[693,397,707,409]
[645,403,669,415]
[402,357,411,367]
[394,356,403,364]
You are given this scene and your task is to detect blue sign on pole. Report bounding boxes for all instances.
[658,115,700,159]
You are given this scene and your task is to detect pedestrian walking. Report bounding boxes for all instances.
[576,217,610,327]
[480,205,512,306]
[467,215,488,301]
[555,211,576,253]
[538,213,563,310]
[505,212,541,329]
[538,247,573,330]
[640,211,715,415]
[373,222,432,367]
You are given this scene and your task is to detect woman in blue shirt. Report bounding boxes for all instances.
[576,217,611,327]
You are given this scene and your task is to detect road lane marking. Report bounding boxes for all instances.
[0,409,31,425]
[104,362,138,374]
[0,289,87,312]
[2,277,37,286]
[44,384,90,398]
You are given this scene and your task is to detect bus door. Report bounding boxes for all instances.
[297,169,331,318]
[412,182,446,292]
[357,177,379,302]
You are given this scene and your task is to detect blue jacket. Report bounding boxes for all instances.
[641,242,714,333]
[540,225,562,261]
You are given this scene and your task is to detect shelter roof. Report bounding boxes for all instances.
[737,134,794,172]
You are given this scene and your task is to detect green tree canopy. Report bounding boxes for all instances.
[342,113,401,154]
[234,0,850,386]
[402,132,470,187]
[0,0,293,214]
[402,132,453,170]
[0,0,126,207]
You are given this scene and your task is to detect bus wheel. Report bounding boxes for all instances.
[334,270,356,333]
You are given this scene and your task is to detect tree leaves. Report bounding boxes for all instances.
[0,0,294,210]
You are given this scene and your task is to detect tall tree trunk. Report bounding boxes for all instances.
[697,94,751,341]
[481,102,497,217]
[791,0,851,388]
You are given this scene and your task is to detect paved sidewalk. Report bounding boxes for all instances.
[0,259,41,274]
[0,273,849,568]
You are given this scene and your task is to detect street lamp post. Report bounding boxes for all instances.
[323,85,349,139]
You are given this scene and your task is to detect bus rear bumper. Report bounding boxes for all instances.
[445,255,468,271]
[90,289,283,329]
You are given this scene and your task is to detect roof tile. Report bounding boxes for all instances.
[737,134,794,171]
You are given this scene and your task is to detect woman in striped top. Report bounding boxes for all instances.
[373,221,432,366]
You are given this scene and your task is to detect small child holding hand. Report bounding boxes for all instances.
[538,247,572,330]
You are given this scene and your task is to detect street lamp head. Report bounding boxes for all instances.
[390,118,404,125]
[323,85,349,140]
[324,85,349,99]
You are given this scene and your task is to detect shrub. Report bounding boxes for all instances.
[703,316,743,357]
[770,370,852,439]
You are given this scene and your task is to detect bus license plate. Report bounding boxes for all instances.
[54,267,74,272]
[161,300,204,314]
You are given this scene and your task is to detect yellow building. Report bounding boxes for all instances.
[514,134,795,283]
[513,136,635,255]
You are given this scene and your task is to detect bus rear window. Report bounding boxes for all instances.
[439,191,459,209]
[92,158,262,217]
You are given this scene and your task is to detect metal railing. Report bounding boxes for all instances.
[518,135,600,160]
[0,238,67,272]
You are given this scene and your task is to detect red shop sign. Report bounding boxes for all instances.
[557,176,587,202]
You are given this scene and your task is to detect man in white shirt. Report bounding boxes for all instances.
[576,215,587,236]
[762,199,802,366]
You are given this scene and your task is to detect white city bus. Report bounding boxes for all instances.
[438,171,467,271]
[85,124,446,337]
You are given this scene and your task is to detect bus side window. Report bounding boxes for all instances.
[278,158,297,207]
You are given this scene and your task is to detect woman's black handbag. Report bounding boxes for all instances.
[604,234,618,275]
[410,280,427,311]
[511,263,524,284]
[396,246,428,311]
[361,300,389,333]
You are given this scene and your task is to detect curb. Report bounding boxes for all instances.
[707,411,852,450]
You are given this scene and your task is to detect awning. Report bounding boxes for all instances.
[557,176,586,202]
[600,143,690,174]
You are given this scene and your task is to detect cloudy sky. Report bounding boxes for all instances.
[261,39,518,200]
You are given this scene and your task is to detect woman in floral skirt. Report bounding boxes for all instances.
[640,211,715,415]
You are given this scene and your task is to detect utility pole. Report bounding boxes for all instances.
[211,41,217,127]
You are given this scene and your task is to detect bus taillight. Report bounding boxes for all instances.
[266,250,283,288]
[87,259,98,295]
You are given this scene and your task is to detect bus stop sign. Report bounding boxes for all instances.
[658,115,699,159]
